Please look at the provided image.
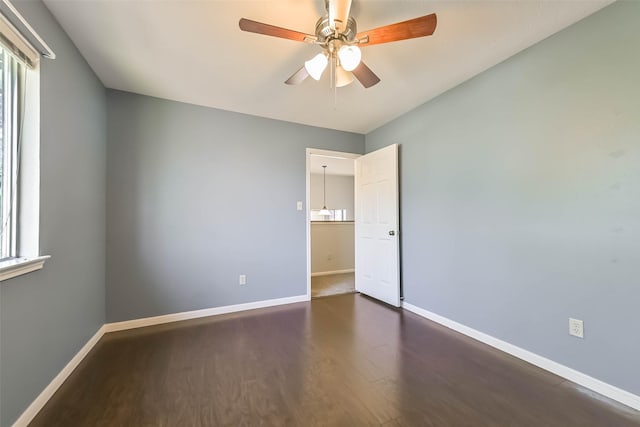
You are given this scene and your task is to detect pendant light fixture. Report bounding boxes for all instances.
[319,165,331,216]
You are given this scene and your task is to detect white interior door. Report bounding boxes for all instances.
[355,144,400,307]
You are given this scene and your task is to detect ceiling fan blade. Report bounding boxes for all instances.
[357,13,437,46]
[239,18,313,42]
[285,67,310,85]
[352,62,380,88]
[328,0,352,31]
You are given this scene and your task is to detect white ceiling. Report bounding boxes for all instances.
[43,0,613,134]
[310,154,355,176]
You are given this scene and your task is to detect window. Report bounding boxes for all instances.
[0,45,24,259]
[0,6,55,280]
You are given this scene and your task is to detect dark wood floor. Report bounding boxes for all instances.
[31,294,640,426]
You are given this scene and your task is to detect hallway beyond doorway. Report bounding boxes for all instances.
[311,272,355,298]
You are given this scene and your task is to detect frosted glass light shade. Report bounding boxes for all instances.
[304,53,328,80]
[337,45,361,72]
[319,207,331,216]
[335,65,354,87]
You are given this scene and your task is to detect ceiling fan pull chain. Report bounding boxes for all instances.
[333,54,338,109]
[330,52,334,89]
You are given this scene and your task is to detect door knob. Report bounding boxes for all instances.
[389,230,395,236]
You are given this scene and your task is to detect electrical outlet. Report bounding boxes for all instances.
[569,318,584,338]
[239,275,246,285]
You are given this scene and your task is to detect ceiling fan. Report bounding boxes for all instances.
[239,0,437,89]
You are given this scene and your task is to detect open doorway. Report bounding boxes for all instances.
[306,148,361,299]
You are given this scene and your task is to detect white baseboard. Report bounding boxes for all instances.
[12,325,106,427]
[104,294,309,333]
[402,301,640,412]
[311,269,354,277]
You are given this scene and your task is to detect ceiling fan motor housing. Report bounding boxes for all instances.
[315,16,357,44]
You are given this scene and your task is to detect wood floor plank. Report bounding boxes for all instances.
[29,294,640,426]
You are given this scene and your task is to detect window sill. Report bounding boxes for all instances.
[0,255,50,282]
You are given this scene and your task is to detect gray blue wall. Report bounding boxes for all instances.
[106,90,364,322]
[366,1,640,395]
[0,1,106,425]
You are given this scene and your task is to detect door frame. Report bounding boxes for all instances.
[306,148,362,300]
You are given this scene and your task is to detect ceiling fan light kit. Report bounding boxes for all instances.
[337,45,361,71]
[239,0,437,90]
[335,65,354,87]
[305,53,329,80]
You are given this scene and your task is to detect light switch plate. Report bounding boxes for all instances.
[297,201,303,211]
